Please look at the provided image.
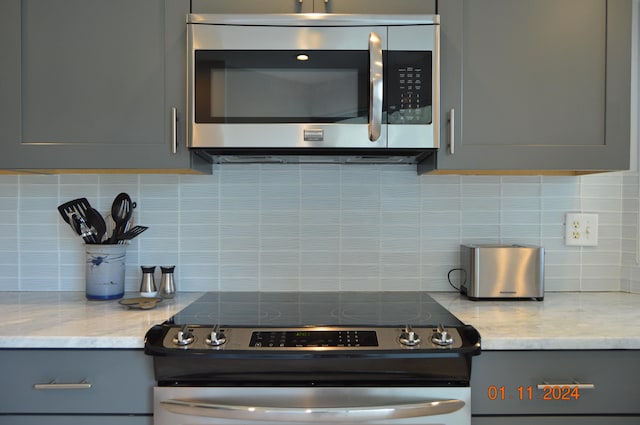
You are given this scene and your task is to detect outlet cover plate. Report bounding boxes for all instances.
[565,213,598,246]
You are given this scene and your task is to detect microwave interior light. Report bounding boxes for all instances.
[296,54,310,61]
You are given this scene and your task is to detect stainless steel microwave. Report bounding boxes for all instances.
[187,14,440,163]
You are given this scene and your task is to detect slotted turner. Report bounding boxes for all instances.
[116,225,148,242]
[57,198,92,224]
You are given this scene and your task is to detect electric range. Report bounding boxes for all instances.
[144,291,480,386]
[145,292,480,425]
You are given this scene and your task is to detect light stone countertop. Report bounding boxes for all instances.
[431,291,640,350]
[0,292,202,349]
[1,291,639,350]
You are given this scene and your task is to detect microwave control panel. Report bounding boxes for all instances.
[387,51,432,125]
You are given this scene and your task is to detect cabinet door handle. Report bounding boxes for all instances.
[536,382,595,390]
[448,108,455,155]
[34,380,92,390]
[171,107,178,154]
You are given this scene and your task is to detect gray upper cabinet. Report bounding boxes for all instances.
[434,0,632,173]
[0,0,209,172]
[190,0,435,14]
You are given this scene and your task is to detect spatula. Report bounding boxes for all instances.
[116,225,148,242]
[85,207,107,243]
[57,198,92,224]
[108,193,134,243]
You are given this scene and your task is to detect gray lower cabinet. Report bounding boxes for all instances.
[0,417,150,425]
[474,418,640,425]
[190,0,435,14]
[0,0,209,173]
[0,349,153,424]
[470,350,640,424]
[434,0,632,173]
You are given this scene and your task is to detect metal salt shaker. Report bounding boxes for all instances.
[159,266,176,299]
[139,266,157,297]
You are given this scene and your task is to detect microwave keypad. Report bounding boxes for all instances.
[387,51,432,125]
[398,67,422,121]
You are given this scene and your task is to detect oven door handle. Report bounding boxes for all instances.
[368,31,383,142]
[160,398,465,422]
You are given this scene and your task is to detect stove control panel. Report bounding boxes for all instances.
[250,330,378,348]
[161,325,464,351]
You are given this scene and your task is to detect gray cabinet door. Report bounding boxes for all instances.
[473,418,640,425]
[470,350,640,416]
[0,0,208,172]
[0,349,155,414]
[436,0,631,172]
[2,416,152,425]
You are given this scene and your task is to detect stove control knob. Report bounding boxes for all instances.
[206,325,227,347]
[432,324,454,346]
[173,325,195,346]
[399,325,421,347]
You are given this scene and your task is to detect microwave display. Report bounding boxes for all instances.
[194,50,432,125]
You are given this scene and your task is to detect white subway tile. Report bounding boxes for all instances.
[3,168,640,292]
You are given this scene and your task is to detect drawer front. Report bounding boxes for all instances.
[471,350,640,415]
[0,415,152,425]
[473,417,640,425]
[0,349,154,414]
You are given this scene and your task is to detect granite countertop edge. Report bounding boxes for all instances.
[1,291,638,350]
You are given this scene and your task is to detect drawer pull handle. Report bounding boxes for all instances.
[537,382,595,390]
[34,380,92,390]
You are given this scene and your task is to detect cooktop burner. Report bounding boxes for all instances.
[168,291,462,327]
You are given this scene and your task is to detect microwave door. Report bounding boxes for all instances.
[187,24,389,149]
[386,24,440,149]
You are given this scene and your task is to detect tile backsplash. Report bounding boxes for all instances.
[1,164,639,294]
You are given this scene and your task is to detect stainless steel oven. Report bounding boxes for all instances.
[186,15,440,162]
[145,292,480,425]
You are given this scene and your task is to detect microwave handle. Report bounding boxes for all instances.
[368,32,383,142]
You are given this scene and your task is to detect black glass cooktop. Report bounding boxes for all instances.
[168,292,463,327]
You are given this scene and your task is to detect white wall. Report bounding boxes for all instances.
[0,165,637,293]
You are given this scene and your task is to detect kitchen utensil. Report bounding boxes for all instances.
[85,207,107,243]
[73,213,98,244]
[57,198,92,225]
[116,225,148,242]
[109,193,134,243]
[67,211,82,235]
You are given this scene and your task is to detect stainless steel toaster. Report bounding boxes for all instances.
[459,244,544,300]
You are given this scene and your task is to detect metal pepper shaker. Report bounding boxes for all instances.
[139,266,157,297]
[159,266,176,298]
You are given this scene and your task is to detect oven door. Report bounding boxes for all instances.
[154,387,470,425]
[187,16,439,151]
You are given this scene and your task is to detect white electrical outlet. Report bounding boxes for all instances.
[564,213,599,246]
